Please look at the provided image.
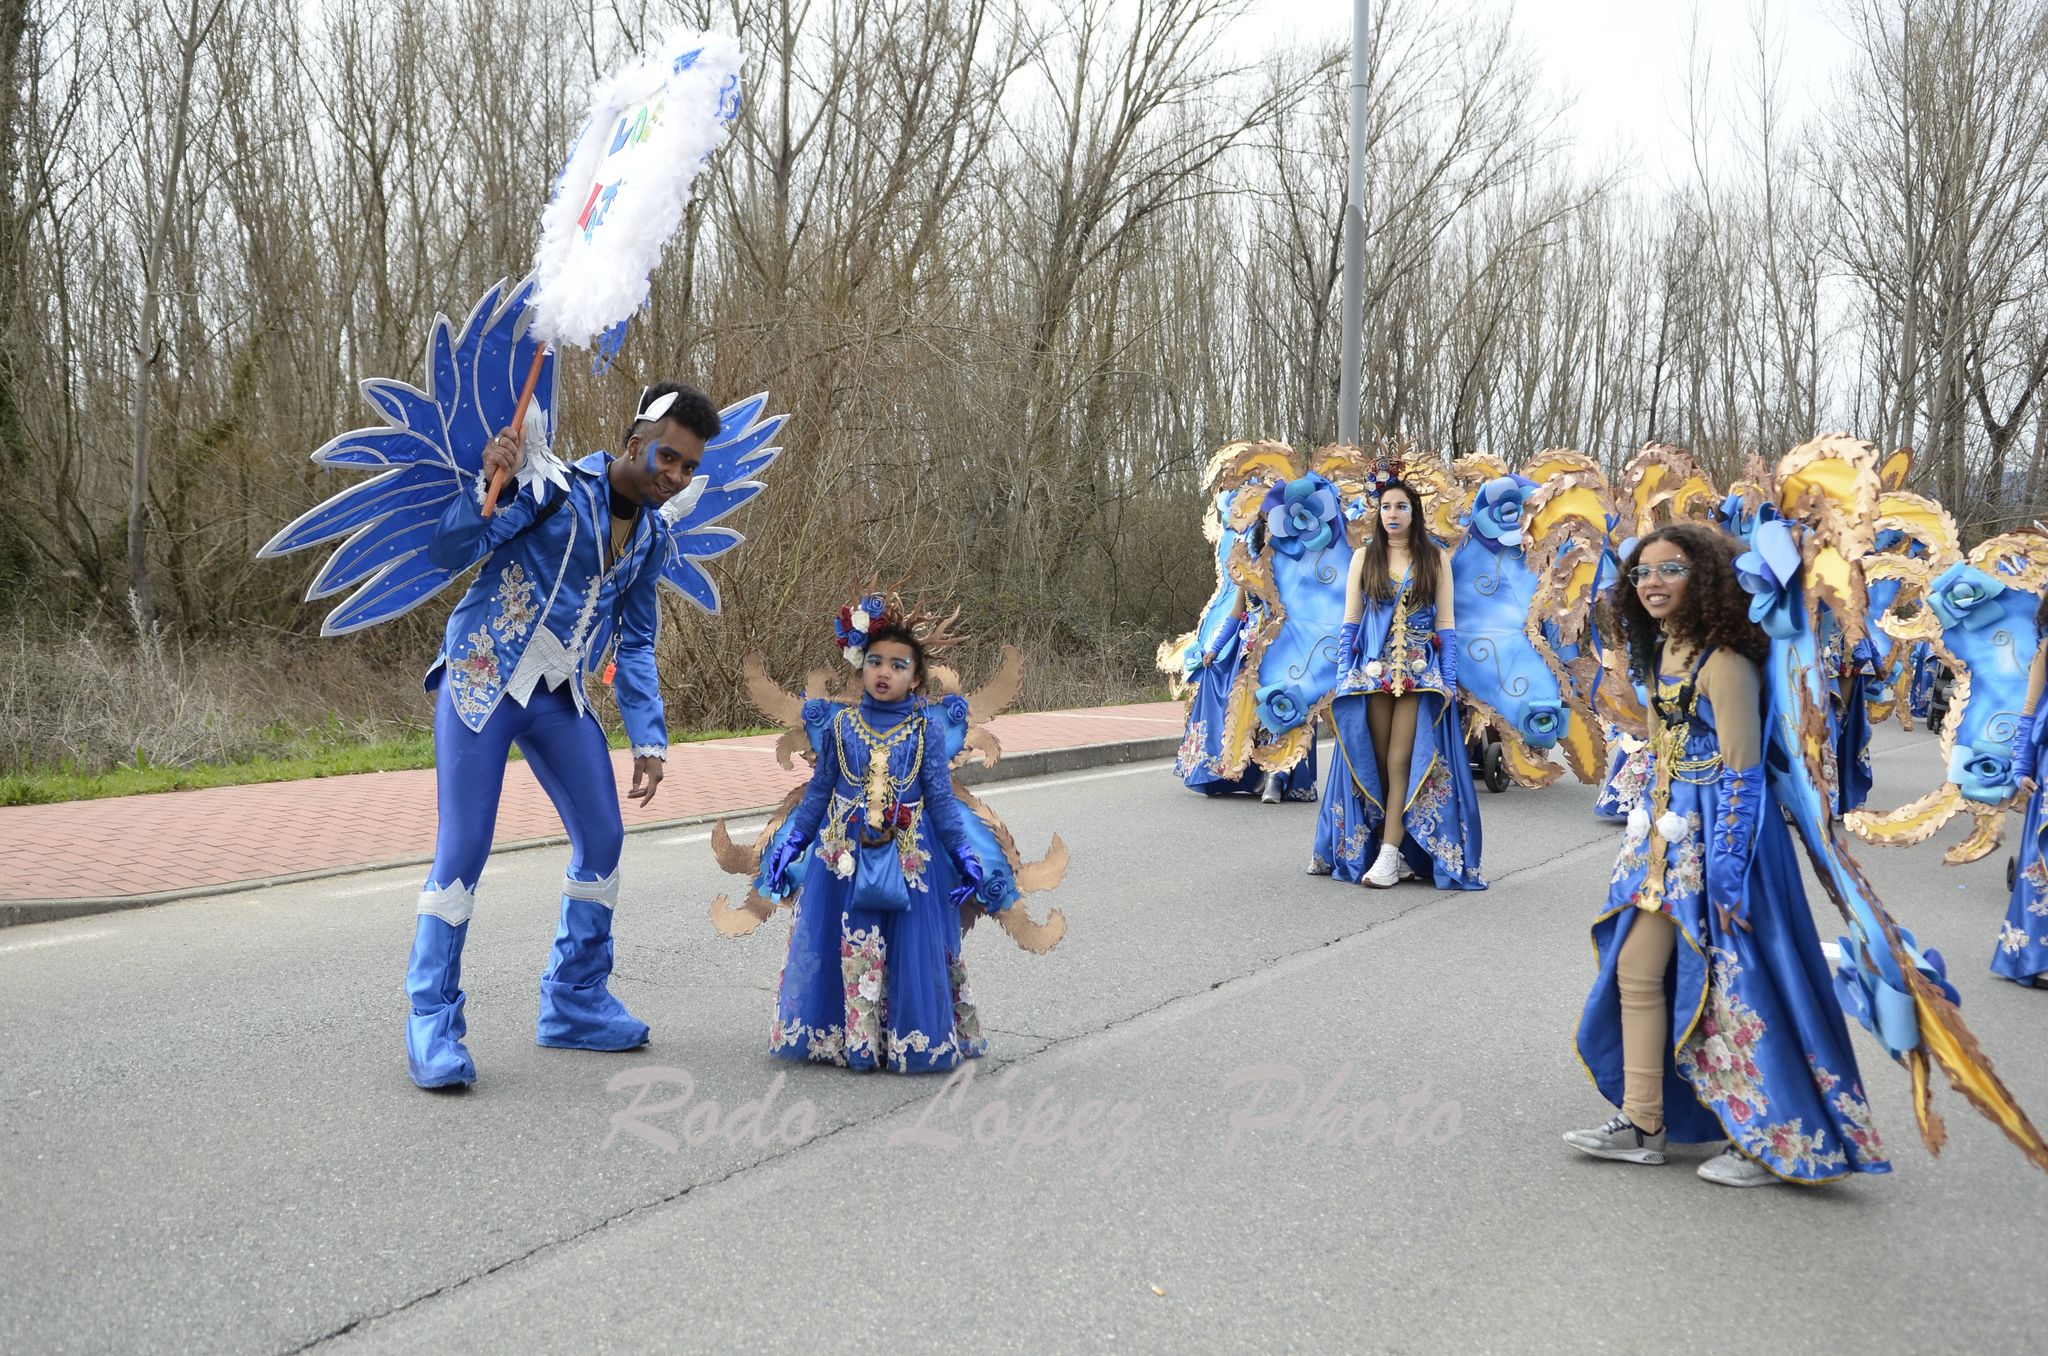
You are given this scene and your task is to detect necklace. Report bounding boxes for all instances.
[1634,646,1723,911]
[838,707,925,846]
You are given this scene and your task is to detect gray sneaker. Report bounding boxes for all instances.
[1563,1113,1666,1165]
[1697,1145,1777,1187]
[1259,772,1283,804]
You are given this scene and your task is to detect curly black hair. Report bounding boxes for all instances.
[2036,586,2048,639]
[1617,522,1767,685]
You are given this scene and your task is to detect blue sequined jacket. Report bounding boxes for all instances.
[425,451,669,755]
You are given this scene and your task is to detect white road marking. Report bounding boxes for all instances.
[331,880,416,899]
[0,929,114,956]
[973,762,1169,796]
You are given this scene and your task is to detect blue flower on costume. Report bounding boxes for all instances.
[1951,743,2017,803]
[1260,477,1342,557]
[1468,475,1535,549]
[1256,681,1307,734]
[1926,563,2006,632]
[1735,520,1803,639]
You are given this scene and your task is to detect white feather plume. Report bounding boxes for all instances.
[530,28,744,350]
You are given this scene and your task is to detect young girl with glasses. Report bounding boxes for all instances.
[1564,522,1888,1186]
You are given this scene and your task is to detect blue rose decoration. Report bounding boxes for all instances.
[801,697,833,727]
[1519,701,1563,748]
[978,864,1017,913]
[1255,681,1306,733]
[1951,740,2015,804]
[1926,562,2006,632]
[1259,476,1341,557]
[939,693,969,725]
[1716,492,1780,544]
[1469,475,1534,549]
[1832,921,1955,1056]
[1734,519,1803,639]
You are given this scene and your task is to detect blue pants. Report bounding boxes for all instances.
[426,681,622,893]
[405,680,647,1088]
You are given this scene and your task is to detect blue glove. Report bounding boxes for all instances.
[1437,627,1459,696]
[1338,621,1360,670]
[946,851,986,911]
[947,852,1014,913]
[1706,763,1765,931]
[2014,710,2039,786]
[762,832,804,898]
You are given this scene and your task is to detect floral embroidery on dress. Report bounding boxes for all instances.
[1810,1057,1887,1166]
[447,625,501,721]
[1667,812,1706,900]
[1677,947,1770,1126]
[1999,921,2030,955]
[1406,759,1476,882]
[2022,854,2048,893]
[1175,719,1210,778]
[950,954,984,1051]
[1609,745,1649,809]
[898,822,931,891]
[492,561,538,642]
[841,924,887,1063]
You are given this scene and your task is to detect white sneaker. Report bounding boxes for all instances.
[1397,857,1417,881]
[1364,844,1400,889]
[1562,1113,1666,1165]
[1697,1145,1777,1187]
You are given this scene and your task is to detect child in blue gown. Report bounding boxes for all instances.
[757,606,1015,1072]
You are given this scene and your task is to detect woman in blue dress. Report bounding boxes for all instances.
[1565,523,1888,1186]
[1994,593,2048,988]
[756,610,1014,1072]
[1312,478,1484,890]
[1178,592,1319,803]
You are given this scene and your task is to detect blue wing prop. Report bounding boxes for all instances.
[1188,490,1249,669]
[655,390,787,614]
[257,279,560,636]
[1747,540,2048,1171]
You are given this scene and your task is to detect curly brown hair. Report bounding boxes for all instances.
[1618,522,1767,685]
[2036,587,2048,639]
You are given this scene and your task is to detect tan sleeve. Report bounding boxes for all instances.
[2024,649,2046,718]
[1344,548,1365,625]
[1436,558,1456,630]
[1698,650,1762,771]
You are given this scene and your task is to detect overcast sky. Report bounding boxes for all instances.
[1239,0,1858,190]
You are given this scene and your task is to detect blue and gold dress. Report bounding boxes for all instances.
[767,693,1012,1072]
[1311,573,1484,889]
[1576,653,1889,1182]
[1177,605,1318,799]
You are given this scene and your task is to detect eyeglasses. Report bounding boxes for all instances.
[1628,562,1691,585]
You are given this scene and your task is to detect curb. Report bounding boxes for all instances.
[0,735,1180,930]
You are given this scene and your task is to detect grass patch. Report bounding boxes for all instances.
[1,723,779,806]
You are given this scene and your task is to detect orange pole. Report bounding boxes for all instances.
[481,346,549,518]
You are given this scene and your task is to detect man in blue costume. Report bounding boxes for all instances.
[405,382,721,1090]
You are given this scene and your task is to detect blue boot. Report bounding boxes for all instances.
[406,887,477,1089]
[536,872,649,1051]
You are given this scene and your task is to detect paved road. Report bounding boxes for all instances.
[3,727,2044,1353]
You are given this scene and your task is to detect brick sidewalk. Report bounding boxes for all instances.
[0,703,1183,904]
